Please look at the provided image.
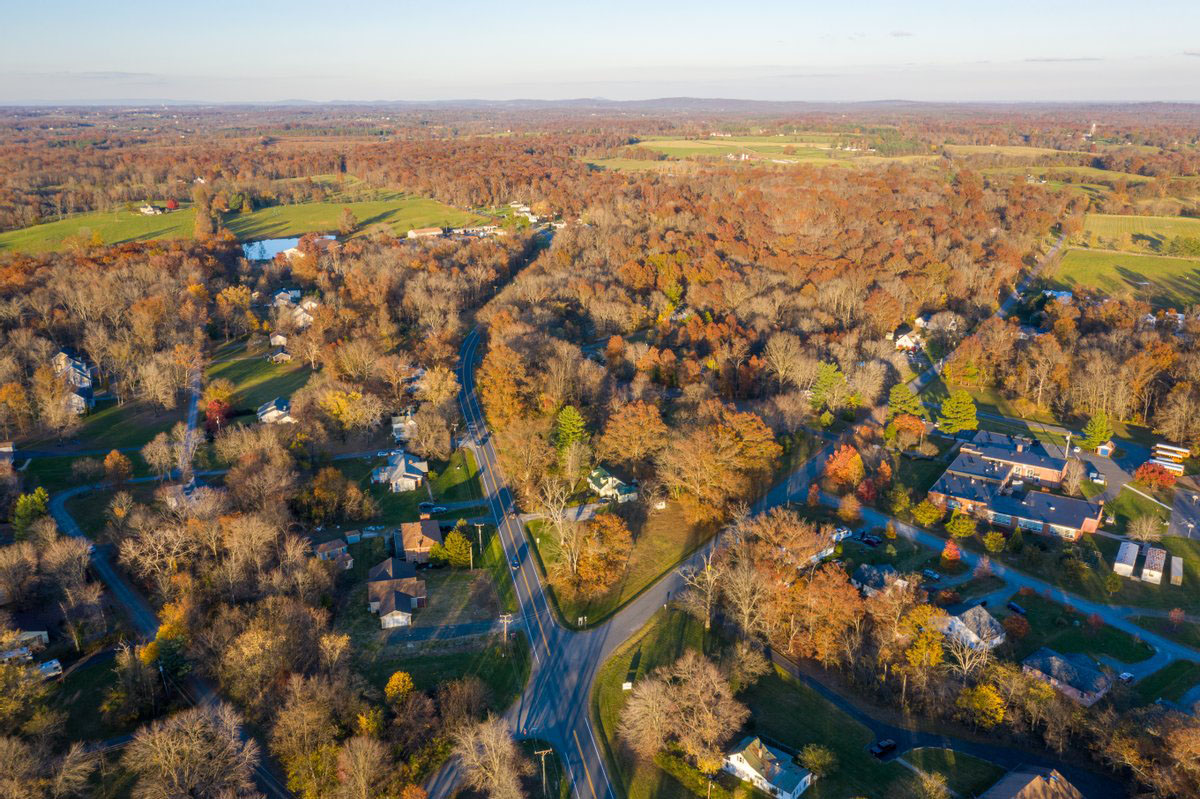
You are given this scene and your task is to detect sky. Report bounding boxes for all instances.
[2,0,1200,104]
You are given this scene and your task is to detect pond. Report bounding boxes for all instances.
[241,235,334,261]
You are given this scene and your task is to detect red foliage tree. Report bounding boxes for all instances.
[941,539,961,563]
[1134,462,1177,490]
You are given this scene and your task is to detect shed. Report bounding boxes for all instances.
[1095,440,1115,457]
[1171,556,1184,587]
[1142,547,1166,585]
[1113,541,1138,578]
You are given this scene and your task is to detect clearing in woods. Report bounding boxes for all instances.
[1081,213,1200,252]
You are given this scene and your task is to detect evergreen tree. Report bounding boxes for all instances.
[809,362,845,411]
[887,383,925,420]
[12,487,49,540]
[1079,411,1113,450]
[937,389,978,434]
[554,404,588,451]
[442,530,473,568]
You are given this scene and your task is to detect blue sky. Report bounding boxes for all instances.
[2,0,1199,103]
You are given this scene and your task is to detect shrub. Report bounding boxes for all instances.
[1003,615,1030,639]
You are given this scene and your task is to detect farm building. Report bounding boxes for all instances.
[407,227,443,239]
[1113,541,1139,577]
[1142,547,1166,585]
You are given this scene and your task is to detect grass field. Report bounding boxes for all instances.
[1047,248,1200,310]
[1082,213,1200,253]
[1131,616,1200,651]
[333,447,483,528]
[0,192,487,253]
[1103,487,1172,534]
[526,502,714,627]
[1134,660,1200,704]
[902,748,1005,797]
[998,592,1154,663]
[205,344,313,413]
[982,165,1151,184]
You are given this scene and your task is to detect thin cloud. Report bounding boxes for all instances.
[891,31,914,38]
[1185,51,1200,57]
[1024,57,1103,63]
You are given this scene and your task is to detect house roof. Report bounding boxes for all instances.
[1023,648,1111,696]
[954,605,1004,642]
[401,519,442,552]
[729,737,809,795]
[851,563,897,591]
[257,397,289,416]
[979,767,1084,799]
[376,452,429,484]
[368,577,426,604]
[962,430,1066,474]
[378,591,415,617]
[988,489,1102,532]
[315,538,347,554]
[368,557,417,582]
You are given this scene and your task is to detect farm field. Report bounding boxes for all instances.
[944,143,1083,157]
[981,165,1151,184]
[1047,248,1200,309]
[584,157,701,173]
[0,192,487,253]
[1081,213,1200,252]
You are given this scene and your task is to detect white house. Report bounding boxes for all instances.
[943,605,1006,650]
[1041,290,1074,303]
[52,351,95,390]
[895,330,923,352]
[273,288,301,307]
[138,204,163,216]
[269,332,288,347]
[372,452,429,492]
[724,737,813,799]
[1113,541,1139,578]
[291,299,318,330]
[257,397,295,425]
[587,466,638,503]
[378,591,414,628]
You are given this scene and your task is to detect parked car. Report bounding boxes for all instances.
[431,506,447,514]
[376,450,388,457]
[1090,471,1107,486]
[861,536,882,548]
[869,739,896,758]
[1006,601,1026,615]
[418,502,434,511]
[922,569,942,581]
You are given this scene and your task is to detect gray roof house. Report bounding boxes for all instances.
[943,605,1006,650]
[1022,648,1112,706]
[850,564,905,597]
[723,737,814,799]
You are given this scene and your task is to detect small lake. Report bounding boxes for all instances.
[241,235,334,261]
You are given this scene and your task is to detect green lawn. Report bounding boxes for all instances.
[1134,660,1200,704]
[998,592,1154,663]
[902,748,1005,798]
[334,447,483,528]
[52,657,143,741]
[25,397,185,452]
[1103,487,1171,535]
[363,636,530,711]
[1131,616,1200,650]
[411,568,501,629]
[0,193,489,253]
[526,502,714,627]
[205,346,313,412]
[1047,248,1200,310]
[1082,213,1200,254]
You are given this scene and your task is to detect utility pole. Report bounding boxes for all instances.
[500,612,513,644]
[534,747,553,798]
[474,522,484,550]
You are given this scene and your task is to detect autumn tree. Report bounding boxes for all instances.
[596,400,668,474]
[944,510,977,539]
[823,444,865,491]
[575,514,632,594]
[338,207,359,236]
[477,342,527,431]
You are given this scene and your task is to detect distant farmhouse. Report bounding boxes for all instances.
[1022,648,1112,706]
[928,431,1103,541]
[257,397,295,425]
[407,227,444,239]
[723,737,813,799]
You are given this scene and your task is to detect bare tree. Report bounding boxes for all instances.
[1062,458,1085,497]
[678,550,726,631]
[617,677,674,759]
[0,736,94,799]
[453,716,526,799]
[123,703,261,799]
[1129,516,1165,544]
[944,635,993,681]
[141,433,173,482]
[336,736,390,799]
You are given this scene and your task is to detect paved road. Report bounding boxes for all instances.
[908,232,1066,393]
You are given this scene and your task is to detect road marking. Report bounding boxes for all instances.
[573,728,599,799]
[583,722,614,799]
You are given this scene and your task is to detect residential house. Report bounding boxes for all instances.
[723,737,813,799]
[372,452,429,493]
[269,333,288,347]
[850,564,905,598]
[407,227,443,239]
[291,299,318,330]
[367,557,426,611]
[314,538,353,570]
[943,605,1006,650]
[979,767,1084,799]
[273,288,301,307]
[64,391,92,416]
[378,590,415,628]
[267,347,292,364]
[138,204,163,215]
[587,466,638,503]
[1141,547,1166,585]
[1022,648,1112,706]
[1041,290,1074,303]
[257,397,295,424]
[1112,541,1138,577]
[392,409,417,443]
[53,351,96,400]
[400,519,443,564]
[893,324,923,352]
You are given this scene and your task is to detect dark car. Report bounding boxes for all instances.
[1006,601,1026,615]
[869,739,896,758]
[418,501,434,511]
[510,557,520,571]
[861,535,882,548]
